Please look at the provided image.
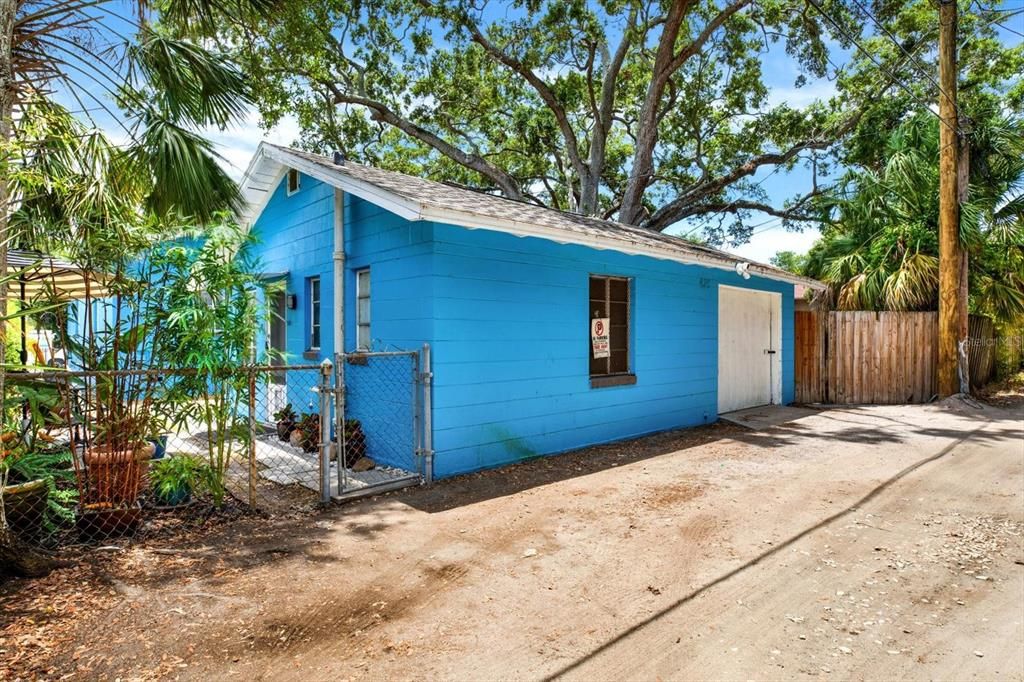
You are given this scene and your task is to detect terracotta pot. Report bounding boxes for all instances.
[83,443,154,507]
[77,501,143,540]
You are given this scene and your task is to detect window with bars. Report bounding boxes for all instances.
[356,268,371,350]
[589,275,634,387]
[308,276,321,349]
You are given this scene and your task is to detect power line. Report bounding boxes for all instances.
[993,18,1024,37]
[804,0,962,139]
[846,0,951,103]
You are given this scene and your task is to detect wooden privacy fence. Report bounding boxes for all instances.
[796,311,939,404]
[967,316,996,389]
[795,310,1021,404]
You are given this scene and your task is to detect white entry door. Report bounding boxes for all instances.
[717,285,781,413]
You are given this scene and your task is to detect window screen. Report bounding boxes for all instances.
[356,268,371,350]
[589,275,630,376]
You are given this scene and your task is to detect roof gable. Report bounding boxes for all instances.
[239,142,823,289]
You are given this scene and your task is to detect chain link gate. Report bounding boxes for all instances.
[315,345,431,502]
[0,350,432,548]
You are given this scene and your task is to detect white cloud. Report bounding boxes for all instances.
[763,78,837,109]
[200,109,302,180]
[724,225,820,264]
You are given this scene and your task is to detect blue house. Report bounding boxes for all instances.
[240,143,821,480]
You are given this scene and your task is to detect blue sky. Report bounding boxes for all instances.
[54,2,1023,265]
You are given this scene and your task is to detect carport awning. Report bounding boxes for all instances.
[6,250,113,300]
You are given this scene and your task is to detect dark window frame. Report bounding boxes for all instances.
[308,276,321,350]
[588,274,634,388]
[287,168,300,196]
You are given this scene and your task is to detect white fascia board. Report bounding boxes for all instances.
[243,144,823,290]
[241,167,287,229]
[416,204,822,289]
[259,146,425,222]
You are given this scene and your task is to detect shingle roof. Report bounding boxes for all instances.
[242,143,822,289]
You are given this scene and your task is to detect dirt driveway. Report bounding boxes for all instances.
[3,400,1023,680]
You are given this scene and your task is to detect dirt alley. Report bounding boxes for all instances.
[2,400,1023,680]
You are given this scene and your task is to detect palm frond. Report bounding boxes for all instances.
[882,252,938,311]
[128,31,250,128]
[133,116,242,221]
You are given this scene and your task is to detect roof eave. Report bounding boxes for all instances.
[416,204,824,289]
[240,144,825,291]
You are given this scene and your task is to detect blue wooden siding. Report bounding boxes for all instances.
[250,172,335,364]
[251,174,794,479]
[251,175,431,470]
[427,223,794,478]
[340,194,432,470]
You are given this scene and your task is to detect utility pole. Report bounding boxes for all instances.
[936,0,961,397]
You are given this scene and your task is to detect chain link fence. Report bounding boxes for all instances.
[0,347,429,547]
[334,350,425,499]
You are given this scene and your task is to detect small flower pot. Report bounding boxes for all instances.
[154,484,192,508]
[149,435,169,460]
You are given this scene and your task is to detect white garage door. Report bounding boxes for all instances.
[718,285,781,413]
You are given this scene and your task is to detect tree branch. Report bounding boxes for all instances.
[416,0,589,200]
[643,110,864,231]
[655,194,826,224]
[323,82,525,201]
[619,0,752,225]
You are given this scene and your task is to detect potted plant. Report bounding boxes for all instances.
[273,403,297,441]
[148,434,169,459]
[291,412,320,453]
[342,419,367,468]
[149,455,206,507]
[61,323,165,536]
[1,382,78,541]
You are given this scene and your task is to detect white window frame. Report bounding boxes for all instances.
[308,276,321,350]
[286,168,300,196]
[356,268,371,351]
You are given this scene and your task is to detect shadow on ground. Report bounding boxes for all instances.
[540,409,1015,681]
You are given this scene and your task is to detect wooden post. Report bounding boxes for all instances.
[937,0,961,398]
[247,371,257,507]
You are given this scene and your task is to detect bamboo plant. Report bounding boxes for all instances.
[144,216,273,507]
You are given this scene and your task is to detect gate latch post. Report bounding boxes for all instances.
[318,358,334,504]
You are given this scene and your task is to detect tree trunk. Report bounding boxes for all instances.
[0,0,49,579]
[1,0,16,402]
[618,0,690,225]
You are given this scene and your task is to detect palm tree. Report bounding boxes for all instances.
[804,109,1024,325]
[0,0,271,577]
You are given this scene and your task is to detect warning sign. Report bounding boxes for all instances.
[591,317,610,359]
